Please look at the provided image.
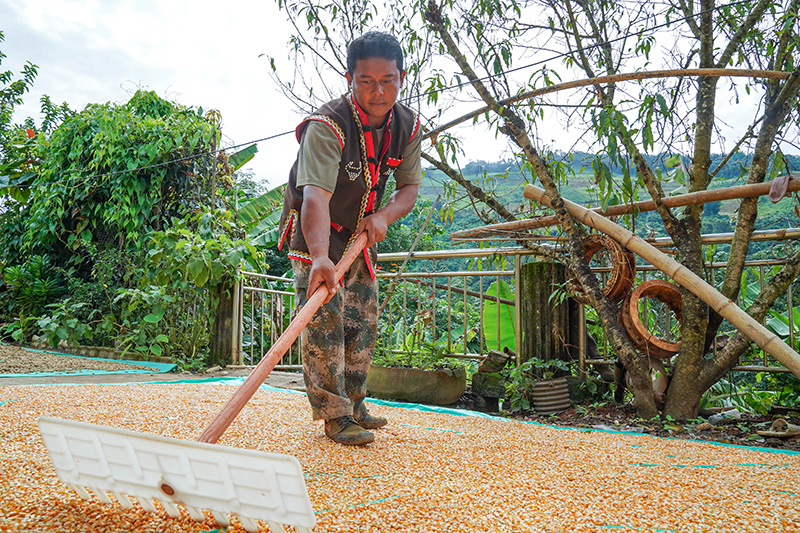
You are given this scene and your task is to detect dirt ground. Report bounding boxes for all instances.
[2,342,798,452]
[517,401,800,453]
[453,386,800,453]
[0,344,156,374]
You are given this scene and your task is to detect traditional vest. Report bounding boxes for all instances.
[278,94,420,279]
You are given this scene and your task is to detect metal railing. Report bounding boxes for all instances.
[234,247,537,369]
[232,271,298,368]
[234,246,797,374]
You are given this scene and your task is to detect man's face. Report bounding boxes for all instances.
[345,57,405,128]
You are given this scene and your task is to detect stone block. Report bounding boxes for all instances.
[478,350,512,373]
[472,372,506,398]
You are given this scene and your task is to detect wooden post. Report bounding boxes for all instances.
[519,262,570,363]
[209,279,235,368]
[514,253,522,366]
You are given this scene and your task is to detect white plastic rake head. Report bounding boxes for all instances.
[37,416,316,532]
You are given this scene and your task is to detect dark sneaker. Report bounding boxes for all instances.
[324,416,374,446]
[354,411,388,430]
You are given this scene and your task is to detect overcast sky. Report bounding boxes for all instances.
[0,0,326,186]
[1,1,790,190]
[1,0,513,189]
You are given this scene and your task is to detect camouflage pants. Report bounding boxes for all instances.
[291,257,377,421]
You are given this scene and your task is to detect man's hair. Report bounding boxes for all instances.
[346,32,404,75]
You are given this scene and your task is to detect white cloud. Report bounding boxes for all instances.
[2,0,793,191]
[2,0,303,186]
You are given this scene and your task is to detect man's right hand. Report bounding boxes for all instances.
[308,255,337,303]
[300,185,336,303]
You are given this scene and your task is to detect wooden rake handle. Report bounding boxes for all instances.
[198,233,369,444]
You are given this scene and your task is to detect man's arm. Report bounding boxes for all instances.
[301,185,337,302]
[357,182,420,248]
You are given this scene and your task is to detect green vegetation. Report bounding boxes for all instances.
[503,358,571,412]
[422,152,800,246]
[0,39,275,368]
[3,7,800,422]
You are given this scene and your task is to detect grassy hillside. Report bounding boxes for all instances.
[416,156,799,257]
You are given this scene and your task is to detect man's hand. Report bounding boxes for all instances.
[357,182,420,248]
[356,212,390,248]
[307,255,337,303]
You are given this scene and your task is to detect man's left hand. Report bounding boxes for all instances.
[356,183,420,248]
[356,213,390,248]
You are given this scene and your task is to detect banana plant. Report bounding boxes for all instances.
[740,265,800,351]
[236,184,285,248]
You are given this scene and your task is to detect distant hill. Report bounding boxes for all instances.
[416,152,799,254]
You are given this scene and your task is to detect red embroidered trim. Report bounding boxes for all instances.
[352,98,392,214]
[364,249,376,281]
[287,251,312,264]
[278,210,296,251]
[410,114,421,140]
[295,116,345,149]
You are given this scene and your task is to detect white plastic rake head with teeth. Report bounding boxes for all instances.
[37,416,316,533]
[73,485,305,532]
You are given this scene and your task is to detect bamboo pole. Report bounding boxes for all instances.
[425,68,791,140]
[523,185,800,379]
[198,233,369,444]
[454,178,800,239]
[378,194,440,317]
[454,227,800,247]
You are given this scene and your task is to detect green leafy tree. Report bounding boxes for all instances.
[1,31,73,204]
[24,90,220,268]
[107,209,264,367]
[0,31,40,267]
[1,32,74,322]
[526,0,800,419]
[272,0,800,420]
[1,81,269,368]
[0,30,37,152]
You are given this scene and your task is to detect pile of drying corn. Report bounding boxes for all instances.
[0,382,798,532]
[0,345,153,374]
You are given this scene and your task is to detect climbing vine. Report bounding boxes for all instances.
[25,90,220,266]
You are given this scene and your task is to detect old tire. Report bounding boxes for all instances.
[621,279,682,359]
[568,234,636,304]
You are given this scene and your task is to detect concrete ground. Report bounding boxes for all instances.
[0,343,307,391]
[0,367,307,391]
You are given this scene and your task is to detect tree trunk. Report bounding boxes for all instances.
[662,375,705,420]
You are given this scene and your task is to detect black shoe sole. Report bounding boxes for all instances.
[356,419,388,430]
[326,433,375,445]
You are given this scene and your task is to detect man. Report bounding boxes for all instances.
[278,32,422,445]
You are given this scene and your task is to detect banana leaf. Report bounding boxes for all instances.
[482,280,517,353]
[228,144,258,171]
[237,185,285,233]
